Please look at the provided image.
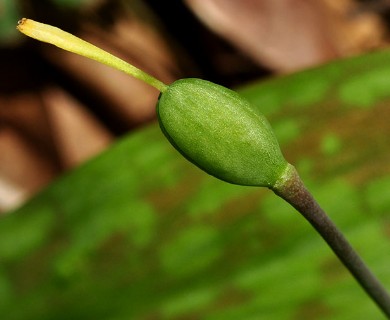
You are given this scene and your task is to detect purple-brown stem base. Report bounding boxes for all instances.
[272,164,390,318]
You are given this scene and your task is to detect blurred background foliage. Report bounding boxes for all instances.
[1,0,390,210]
[0,0,390,319]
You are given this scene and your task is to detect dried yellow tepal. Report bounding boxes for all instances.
[17,18,167,92]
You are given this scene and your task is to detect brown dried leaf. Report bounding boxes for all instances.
[0,127,57,211]
[185,0,386,72]
[42,87,113,168]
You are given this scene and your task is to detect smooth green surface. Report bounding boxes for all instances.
[1,50,390,319]
[157,78,288,187]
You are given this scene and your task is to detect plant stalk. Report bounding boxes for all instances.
[272,164,390,318]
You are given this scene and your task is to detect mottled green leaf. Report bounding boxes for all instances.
[1,49,390,319]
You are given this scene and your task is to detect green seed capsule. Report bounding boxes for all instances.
[157,78,288,187]
[16,19,287,187]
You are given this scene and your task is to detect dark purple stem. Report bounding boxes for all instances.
[272,164,390,318]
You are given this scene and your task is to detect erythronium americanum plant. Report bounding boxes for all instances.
[17,18,390,317]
